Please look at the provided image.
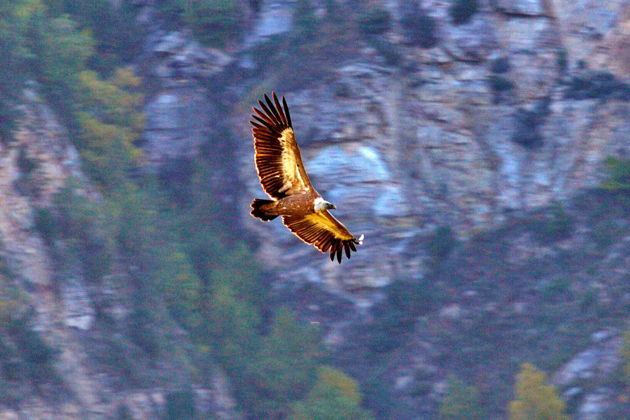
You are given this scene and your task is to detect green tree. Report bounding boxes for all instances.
[201,281,260,368]
[74,67,144,186]
[439,375,485,420]
[602,157,630,192]
[0,0,42,141]
[30,13,94,110]
[246,308,323,418]
[508,363,569,420]
[290,366,374,420]
[183,0,242,47]
[43,0,144,73]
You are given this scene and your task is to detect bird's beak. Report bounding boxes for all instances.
[329,204,336,210]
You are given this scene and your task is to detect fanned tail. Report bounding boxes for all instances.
[250,199,278,221]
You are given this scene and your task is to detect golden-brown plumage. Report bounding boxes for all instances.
[249,93,362,263]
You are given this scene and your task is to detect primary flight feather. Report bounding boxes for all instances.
[249,92,363,263]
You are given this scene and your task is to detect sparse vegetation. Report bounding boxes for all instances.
[491,57,511,74]
[155,0,242,47]
[566,71,630,101]
[401,5,439,48]
[449,0,478,26]
[427,226,458,263]
[166,389,196,420]
[512,108,544,148]
[365,35,403,66]
[602,157,630,192]
[533,202,574,243]
[0,309,59,389]
[439,375,485,420]
[357,8,391,35]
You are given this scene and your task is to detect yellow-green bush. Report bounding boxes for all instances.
[509,363,568,420]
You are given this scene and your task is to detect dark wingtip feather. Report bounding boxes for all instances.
[264,93,282,124]
[282,96,292,127]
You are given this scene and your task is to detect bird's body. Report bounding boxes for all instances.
[251,190,319,219]
[249,93,363,262]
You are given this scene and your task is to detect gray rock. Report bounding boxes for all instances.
[246,0,295,46]
[576,388,613,420]
[552,335,623,387]
[153,31,232,80]
[62,279,95,330]
[143,87,216,166]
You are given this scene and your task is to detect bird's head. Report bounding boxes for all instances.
[314,197,336,211]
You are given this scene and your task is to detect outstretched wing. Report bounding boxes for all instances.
[282,211,362,263]
[250,93,312,199]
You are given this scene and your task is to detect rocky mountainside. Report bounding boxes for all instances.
[1,0,629,418]
[0,88,239,418]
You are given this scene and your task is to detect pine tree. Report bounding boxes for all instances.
[508,363,568,420]
[246,308,323,418]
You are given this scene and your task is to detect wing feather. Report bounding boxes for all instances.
[282,211,360,263]
[250,93,311,199]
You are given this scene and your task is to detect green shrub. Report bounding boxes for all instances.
[491,57,510,74]
[365,35,402,66]
[14,147,41,196]
[489,75,513,92]
[602,157,630,192]
[386,279,438,317]
[533,202,574,242]
[44,0,145,73]
[592,219,622,248]
[55,187,113,284]
[244,308,323,418]
[366,278,439,353]
[128,306,161,357]
[449,0,478,25]
[512,108,544,148]
[4,312,59,386]
[34,207,58,245]
[357,8,391,35]
[0,1,35,143]
[489,75,514,104]
[116,404,134,420]
[401,7,439,48]
[566,71,630,101]
[166,389,196,420]
[183,0,243,47]
[538,278,570,302]
[427,226,457,262]
[439,375,485,420]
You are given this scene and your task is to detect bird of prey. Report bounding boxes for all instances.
[249,93,363,263]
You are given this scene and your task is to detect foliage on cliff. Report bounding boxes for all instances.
[508,363,568,420]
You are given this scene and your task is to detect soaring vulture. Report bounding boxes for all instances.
[249,93,363,263]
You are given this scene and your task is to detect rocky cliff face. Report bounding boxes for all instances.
[236,0,630,302]
[0,89,238,419]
